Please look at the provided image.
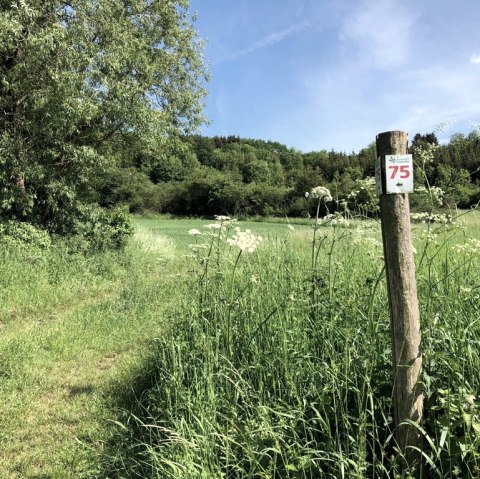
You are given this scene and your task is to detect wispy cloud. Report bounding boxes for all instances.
[214,21,310,65]
[470,54,480,64]
[339,0,418,69]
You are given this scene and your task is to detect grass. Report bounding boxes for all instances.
[1,211,479,478]
[0,231,183,478]
[135,216,311,253]
[106,211,480,478]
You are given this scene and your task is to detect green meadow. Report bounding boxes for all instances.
[1,211,479,478]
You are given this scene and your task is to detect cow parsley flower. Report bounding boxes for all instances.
[305,186,333,202]
[188,229,202,236]
[322,212,349,227]
[204,223,222,230]
[227,228,263,253]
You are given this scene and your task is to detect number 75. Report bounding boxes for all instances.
[388,165,410,179]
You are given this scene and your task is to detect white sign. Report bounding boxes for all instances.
[375,156,383,195]
[385,154,414,194]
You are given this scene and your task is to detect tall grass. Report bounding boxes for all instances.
[105,215,480,478]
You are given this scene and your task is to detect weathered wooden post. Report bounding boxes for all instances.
[376,131,423,475]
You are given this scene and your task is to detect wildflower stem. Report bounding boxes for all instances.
[227,250,243,357]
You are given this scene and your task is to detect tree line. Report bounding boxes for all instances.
[97,131,480,218]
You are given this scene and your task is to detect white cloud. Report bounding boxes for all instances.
[302,57,480,152]
[339,0,419,69]
[215,21,310,64]
[470,54,480,64]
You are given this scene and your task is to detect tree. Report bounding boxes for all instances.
[0,0,207,233]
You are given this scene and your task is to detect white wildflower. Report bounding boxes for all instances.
[454,238,480,255]
[435,118,456,133]
[415,142,438,164]
[410,212,453,224]
[306,186,333,202]
[322,212,349,227]
[188,228,202,236]
[227,228,263,253]
[464,394,476,406]
[204,223,222,230]
[420,231,438,243]
[214,215,231,222]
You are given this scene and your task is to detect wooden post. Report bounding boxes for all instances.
[376,131,423,474]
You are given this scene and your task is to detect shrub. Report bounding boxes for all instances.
[0,221,51,250]
[75,206,134,251]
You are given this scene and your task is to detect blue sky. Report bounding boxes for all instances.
[190,0,480,153]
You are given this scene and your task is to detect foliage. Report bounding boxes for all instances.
[74,206,134,252]
[0,224,183,477]
[0,0,207,234]
[103,214,480,477]
[0,220,51,250]
[109,130,480,218]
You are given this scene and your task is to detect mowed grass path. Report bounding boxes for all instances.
[0,231,183,478]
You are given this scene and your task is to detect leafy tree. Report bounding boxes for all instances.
[0,0,207,233]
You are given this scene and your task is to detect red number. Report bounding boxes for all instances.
[389,164,410,179]
[400,165,410,178]
[389,165,399,179]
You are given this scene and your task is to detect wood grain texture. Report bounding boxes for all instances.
[377,131,424,475]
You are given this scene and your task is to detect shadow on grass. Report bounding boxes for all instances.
[98,350,166,479]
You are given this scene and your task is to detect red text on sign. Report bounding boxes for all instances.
[388,165,411,179]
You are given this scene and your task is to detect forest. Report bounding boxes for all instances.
[96,131,480,218]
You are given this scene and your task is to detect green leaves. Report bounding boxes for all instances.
[0,0,207,234]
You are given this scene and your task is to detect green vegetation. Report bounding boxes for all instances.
[0,228,182,477]
[1,3,479,477]
[0,0,206,239]
[1,212,479,477]
[109,212,479,478]
[103,132,480,219]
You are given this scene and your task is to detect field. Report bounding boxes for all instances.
[1,211,479,478]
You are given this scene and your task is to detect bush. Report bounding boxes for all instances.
[96,167,164,213]
[0,221,52,250]
[75,206,134,252]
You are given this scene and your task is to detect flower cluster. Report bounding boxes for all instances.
[215,215,233,222]
[204,223,222,230]
[305,186,333,202]
[188,228,202,236]
[435,118,457,132]
[352,228,383,259]
[420,231,438,243]
[410,212,453,224]
[348,177,376,199]
[454,238,480,255]
[414,142,438,164]
[415,185,444,206]
[322,212,349,227]
[227,227,263,253]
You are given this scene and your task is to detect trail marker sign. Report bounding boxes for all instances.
[385,154,413,194]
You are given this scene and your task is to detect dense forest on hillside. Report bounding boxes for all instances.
[96,131,480,218]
